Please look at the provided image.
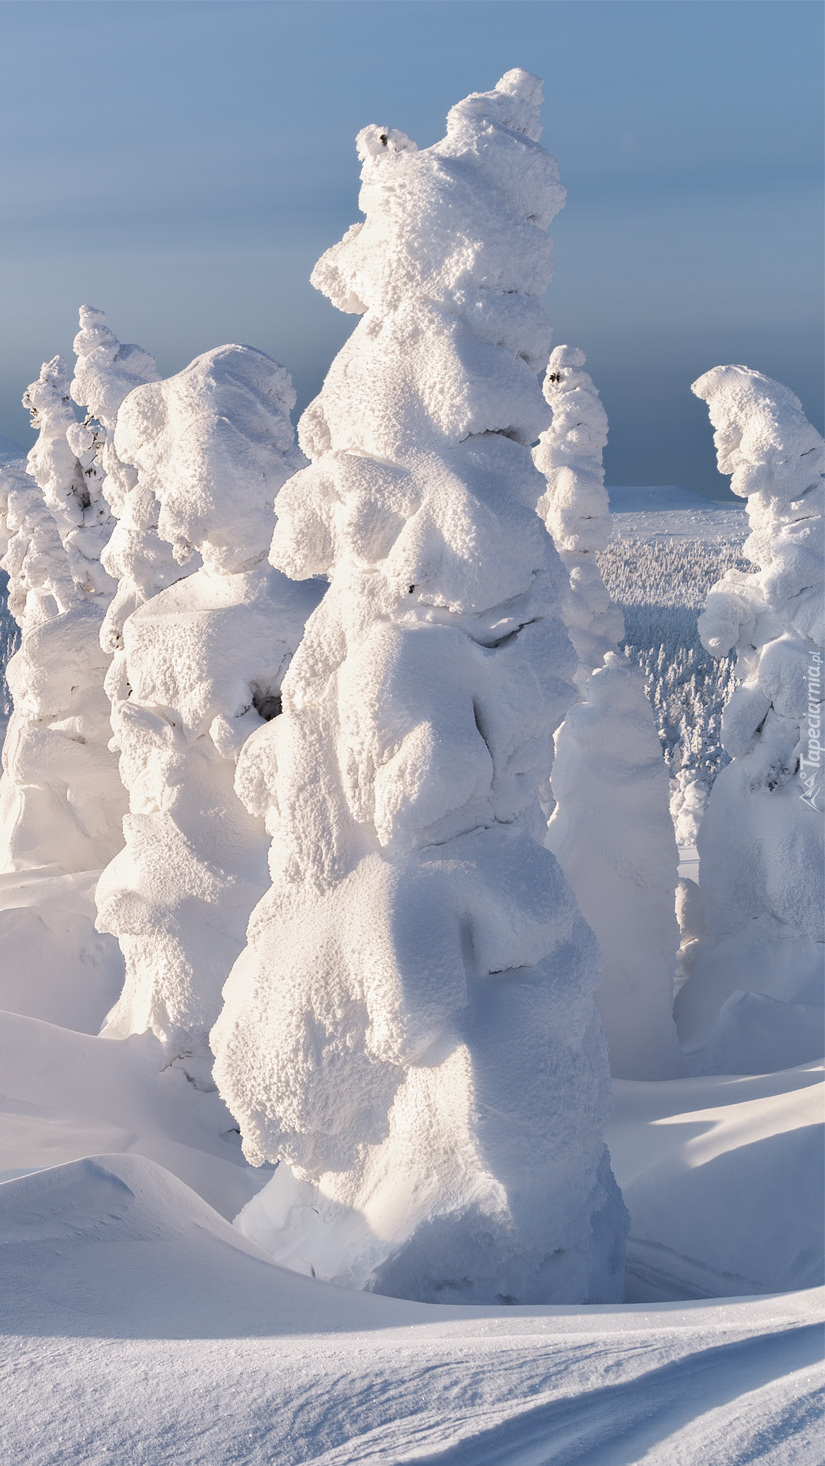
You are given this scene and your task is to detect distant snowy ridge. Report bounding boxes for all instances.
[0,435,26,463]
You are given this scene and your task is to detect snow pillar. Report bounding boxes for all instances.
[675,365,824,1073]
[212,73,627,1303]
[536,349,684,1079]
[95,346,320,1089]
[0,356,125,872]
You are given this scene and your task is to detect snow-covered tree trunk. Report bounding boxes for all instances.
[212,72,627,1304]
[95,346,320,1090]
[0,356,124,872]
[536,348,683,1079]
[675,366,824,1073]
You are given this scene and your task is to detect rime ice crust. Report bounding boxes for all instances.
[212,72,627,1304]
[96,346,320,1089]
[537,350,683,1080]
[676,366,824,1071]
[0,352,128,872]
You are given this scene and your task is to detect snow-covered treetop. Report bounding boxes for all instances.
[22,356,114,599]
[298,69,564,465]
[535,345,612,555]
[533,346,623,676]
[693,365,823,654]
[0,458,76,629]
[113,345,306,575]
[71,305,160,432]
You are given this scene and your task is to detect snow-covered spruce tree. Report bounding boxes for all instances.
[535,347,683,1079]
[0,358,125,871]
[675,366,824,1072]
[534,346,623,678]
[212,72,627,1304]
[66,305,183,661]
[95,346,319,1089]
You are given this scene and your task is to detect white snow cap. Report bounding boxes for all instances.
[71,305,160,432]
[213,71,626,1306]
[114,346,304,574]
[677,366,824,1072]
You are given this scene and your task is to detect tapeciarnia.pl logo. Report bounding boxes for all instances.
[799,651,823,812]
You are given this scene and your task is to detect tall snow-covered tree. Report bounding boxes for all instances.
[536,348,684,1079]
[0,358,124,871]
[212,72,627,1305]
[95,346,319,1090]
[676,365,824,1072]
[535,345,623,678]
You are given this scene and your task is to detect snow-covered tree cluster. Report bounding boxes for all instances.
[0,67,820,1310]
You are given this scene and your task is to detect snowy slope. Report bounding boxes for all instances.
[0,1151,821,1466]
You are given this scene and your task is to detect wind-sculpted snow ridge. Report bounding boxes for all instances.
[536,351,683,1080]
[96,346,321,1090]
[212,70,628,1305]
[0,357,125,872]
[677,366,825,1074]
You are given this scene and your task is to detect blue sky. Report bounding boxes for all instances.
[0,0,822,497]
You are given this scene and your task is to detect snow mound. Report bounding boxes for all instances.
[608,1063,824,1301]
[0,869,123,1033]
[0,1152,405,1338]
